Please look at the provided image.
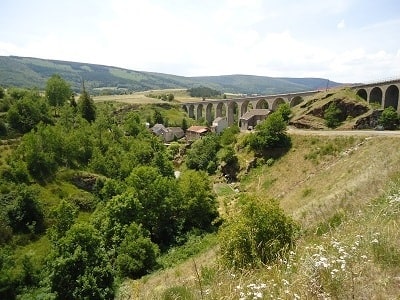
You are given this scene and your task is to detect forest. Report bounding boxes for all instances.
[0,75,296,299]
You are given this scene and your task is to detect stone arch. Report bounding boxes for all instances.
[271,97,285,111]
[196,104,203,120]
[356,89,368,101]
[188,104,195,119]
[215,102,225,118]
[255,99,269,109]
[290,96,303,107]
[384,85,399,110]
[370,87,383,106]
[206,103,214,124]
[182,105,188,114]
[227,101,238,125]
[240,100,251,117]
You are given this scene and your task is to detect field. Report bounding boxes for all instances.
[93,89,202,104]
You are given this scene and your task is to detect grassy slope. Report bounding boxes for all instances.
[122,133,400,299]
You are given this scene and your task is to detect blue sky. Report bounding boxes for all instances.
[0,0,399,83]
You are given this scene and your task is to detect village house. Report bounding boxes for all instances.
[150,124,185,142]
[211,117,228,134]
[185,125,209,141]
[239,109,271,131]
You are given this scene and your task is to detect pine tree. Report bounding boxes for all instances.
[78,81,96,123]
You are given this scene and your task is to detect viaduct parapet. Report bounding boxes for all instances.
[181,79,400,125]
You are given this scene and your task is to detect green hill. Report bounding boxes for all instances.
[0,56,342,94]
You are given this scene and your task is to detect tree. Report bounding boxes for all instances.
[186,133,220,174]
[181,118,188,132]
[78,86,96,123]
[45,74,72,117]
[16,124,64,181]
[324,102,342,128]
[6,185,45,234]
[219,196,298,269]
[379,106,399,130]
[126,166,184,248]
[220,125,240,146]
[178,170,219,231]
[248,112,291,154]
[116,223,159,278]
[7,91,52,133]
[48,200,78,242]
[276,103,291,123]
[49,224,114,299]
[153,110,164,124]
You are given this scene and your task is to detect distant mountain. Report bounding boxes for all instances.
[0,56,342,95]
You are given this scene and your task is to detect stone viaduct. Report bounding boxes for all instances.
[181,78,400,126]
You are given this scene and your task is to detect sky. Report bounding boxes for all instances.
[0,0,399,83]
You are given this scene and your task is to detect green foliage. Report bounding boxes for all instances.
[153,110,164,124]
[186,133,220,174]
[178,170,219,232]
[188,86,221,98]
[220,125,240,146]
[0,87,5,99]
[6,185,45,234]
[95,189,143,249]
[378,106,399,130]
[181,118,188,132]
[0,247,20,299]
[248,111,291,154]
[116,223,159,278]
[7,91,52,133]
[324,102,342,128]
[218,146,240,180]
[219,196,298,269]
[15,124,63,181]
[45,74,72,116]
[276,103,291,122]
[0,119,7,136]
[48,200,78,241]
[157,233,217,269]
[124,112,147,137]
[49,223,115,299]
[146,92,174,101]
[78,89,96,123]
[126,166,184,247]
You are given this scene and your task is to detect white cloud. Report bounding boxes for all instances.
[337,19,346,29]
[0,0,399,83]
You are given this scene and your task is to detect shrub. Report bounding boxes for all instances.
[219,196,298,269]
[379,106,399,130]
[324,102,342,128]
[248,112,291,154]
[116,223,159,278]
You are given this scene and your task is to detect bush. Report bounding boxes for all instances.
[248,112,291,154]
[6,185,45,234]
[186,134,220,174]
[219,196,298,269]
[379,106,399,130]
[116,223,159,278]
[324,102,342,128]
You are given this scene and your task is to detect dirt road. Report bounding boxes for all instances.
[287,127,400,137]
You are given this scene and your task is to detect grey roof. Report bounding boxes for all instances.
[151,123,167,134]
[213,117,226,123]
[240,109,271,121]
